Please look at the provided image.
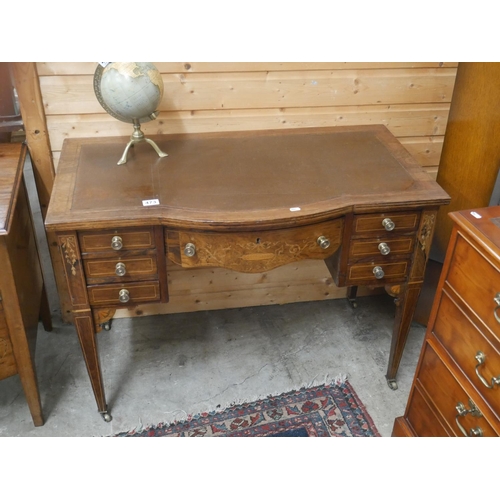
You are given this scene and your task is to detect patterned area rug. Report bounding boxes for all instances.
[114,380,380,437]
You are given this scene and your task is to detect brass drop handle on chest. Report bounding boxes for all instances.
[115,262,127,276]
[111,235,123,250]
[455,399,483,437]
[493,293,500,323]
[119,289,130,303]
[474,351,500,389]
[382,218,395,231]
[317,236,330,249]
[373,266,385,279]
[378,242,390,255]
[184,242,196,257]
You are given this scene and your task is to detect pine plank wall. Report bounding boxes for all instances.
[24,62,458,319]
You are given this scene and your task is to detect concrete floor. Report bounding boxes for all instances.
[0,155,428,438]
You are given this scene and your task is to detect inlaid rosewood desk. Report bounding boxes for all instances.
[45,125,450,422]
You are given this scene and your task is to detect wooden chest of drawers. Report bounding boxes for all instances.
[393,206,500,437]
[0,143,52,427]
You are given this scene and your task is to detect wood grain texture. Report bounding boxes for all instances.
[433,62,500,261]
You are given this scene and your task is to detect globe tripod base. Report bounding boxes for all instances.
[117,121,168,165]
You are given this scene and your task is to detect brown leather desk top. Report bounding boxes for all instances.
[45,125,450,232]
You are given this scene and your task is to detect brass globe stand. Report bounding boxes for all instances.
[118,118,168,165]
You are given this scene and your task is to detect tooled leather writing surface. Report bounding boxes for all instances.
[71,128,413,213]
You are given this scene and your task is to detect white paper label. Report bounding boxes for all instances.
[470,211,482,219]
[142,199,160,206]
[289,207,301,212]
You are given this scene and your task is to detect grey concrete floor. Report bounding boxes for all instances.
[0,153,426,437]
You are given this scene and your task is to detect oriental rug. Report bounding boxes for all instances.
[115,380,380,437]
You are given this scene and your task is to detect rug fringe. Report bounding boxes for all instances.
[118,374,349,436]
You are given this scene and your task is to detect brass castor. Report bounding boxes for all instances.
[102,321,112,331]
[387,379,398,390]
[100,411,112,422]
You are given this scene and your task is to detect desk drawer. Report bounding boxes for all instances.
[0,306,17,379]
[433,290,500,419]
[446,233,500,341]
[87,281,160,306]
[166,219,343,273]
[83,254,158,284]
[79,227,155,254]
[346,260,409,285]
[349,236,415,260]
[352,212,420,236]
[414,343,497,437]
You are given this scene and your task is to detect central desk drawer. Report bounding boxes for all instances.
[166,219,343,273]
[87,281,161,306]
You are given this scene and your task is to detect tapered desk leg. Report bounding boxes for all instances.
[385,283,422,390]
[74,311,111,422]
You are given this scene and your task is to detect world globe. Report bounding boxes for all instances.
[93,62,168,165]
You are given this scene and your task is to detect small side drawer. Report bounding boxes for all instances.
[349,236,415,260]
[87,281,160,306]
[78,227,155,254]
[415,343,498,437]
[83,255,158,284]
[432,290,500,420]
[446,233,500,341]
[352,212,420,236]
[0,305,17,379]
[346,260,409,285]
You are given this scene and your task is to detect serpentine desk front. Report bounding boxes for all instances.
[45,125,450,422]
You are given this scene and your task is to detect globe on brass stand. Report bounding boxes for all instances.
[118,117,168,165]
[93,62,168,165]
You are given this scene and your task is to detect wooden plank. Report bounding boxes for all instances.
[39,68,457,115]
[113,260,382,318]
[399,136,444,167]
[45,103,451,153]
[10,63,55,216]
[36,62,459,76]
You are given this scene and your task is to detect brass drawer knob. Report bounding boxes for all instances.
[373,265,385,279]
[111,235,123,250]
[378,242,391,255]
[115,262,127,277]
[455,399,483,437]
[382,218,395,231]
[317,236,330,249]
[118,289,130,303]
[474,351,500,389]
[184,242,196,257]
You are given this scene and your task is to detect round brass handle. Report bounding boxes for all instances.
[474,351,500,389]
[111,236,123,250]
[184,242,196,257]
[118,289,130,303]
[455,399,483,437]
[378,242,391,255]
[382,218,395,231]
[317,236,330,249]
[373,266,385,279]
[115,262,127,277]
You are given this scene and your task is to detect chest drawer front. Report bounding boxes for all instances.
[84,255,158,283]
[79,227,155,254]
[0,306,17,379]
[352,212,420,236]
[166,219,343,273]
[432,290,500,418]
[87,281,160,306]
[416,343,498,437]
[446,233,500,340]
